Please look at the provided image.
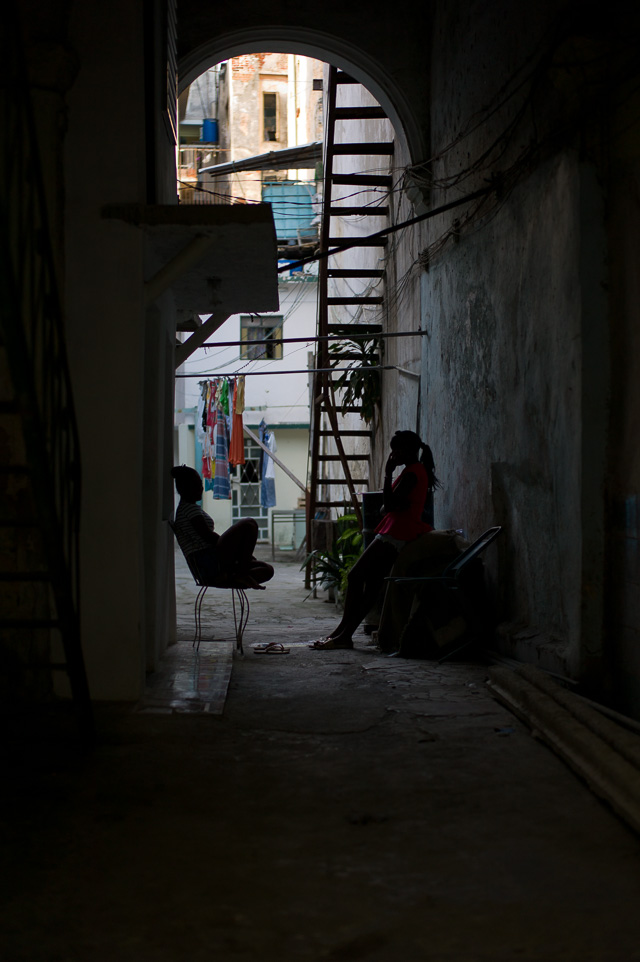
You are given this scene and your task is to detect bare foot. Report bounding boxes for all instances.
[308,636,353,650]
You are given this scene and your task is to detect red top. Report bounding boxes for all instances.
[374,462,433,541]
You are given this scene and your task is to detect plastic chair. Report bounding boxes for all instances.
[385,525,503,662]
[169,521,251,654]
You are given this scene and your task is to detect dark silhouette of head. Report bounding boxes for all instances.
[171,465,202,501]
[390,431,441,490]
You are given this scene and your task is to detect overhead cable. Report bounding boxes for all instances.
[276,182,495,274]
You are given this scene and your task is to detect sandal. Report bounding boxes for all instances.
[254,642,289,654]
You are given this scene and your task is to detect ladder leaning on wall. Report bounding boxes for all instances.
[306,65,393,576]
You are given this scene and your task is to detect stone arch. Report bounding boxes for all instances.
[178,26,426,165]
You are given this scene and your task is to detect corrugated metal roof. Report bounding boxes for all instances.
[199,142,321,177]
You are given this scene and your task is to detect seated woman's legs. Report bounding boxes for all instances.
[217,518,274,587]
[247,558,274,585]
[329,538,398,645]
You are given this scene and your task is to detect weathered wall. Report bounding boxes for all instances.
[420,153,585,667]
[418,0,619,683]
[606,84,640,714]
[228,53,288,203]
[64,0,150,698]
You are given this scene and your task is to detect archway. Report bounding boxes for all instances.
[178,27,424,166]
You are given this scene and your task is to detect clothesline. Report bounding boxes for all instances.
[197,330,429,350]
[196,376,244,498]
[195,376,279,509]
[177,366,397,378]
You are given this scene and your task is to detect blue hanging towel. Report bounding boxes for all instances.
[260,425,277,508]
[212,406,231,499]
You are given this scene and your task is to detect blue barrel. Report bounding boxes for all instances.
[201,119,218,143]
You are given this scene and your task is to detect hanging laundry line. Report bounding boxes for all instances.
[177,365,398,378]
[196,375,247,496]
[196,330,430,350]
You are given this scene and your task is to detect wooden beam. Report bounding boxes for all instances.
[175,312,230,368]
[243,425,309,496]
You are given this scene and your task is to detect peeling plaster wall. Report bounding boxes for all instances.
[419,0,614,681]
[421,154,584,667]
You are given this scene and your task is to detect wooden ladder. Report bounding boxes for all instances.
[306,66,393,569]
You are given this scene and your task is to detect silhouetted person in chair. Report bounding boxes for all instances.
[171,465,274,589]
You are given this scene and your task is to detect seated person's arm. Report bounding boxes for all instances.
[382,453,417,514]
[190,514,220,546]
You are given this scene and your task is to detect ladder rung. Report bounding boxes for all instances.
[333,406,370,413]
[331,174,392,187]
[334,107,387,120]
[315,501,354,508]
[327,297,383,305]
[327,269,385,278]
[319,430,372,437]
[332,143,394,155]
[328,237,387,247]
[316,474,369,482]
[327,324,383,333]
[318,455,369,461]
[329,354,379,362]
[329,206,389,216]
[332,142,394,157]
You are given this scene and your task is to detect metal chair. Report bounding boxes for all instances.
[385,525,503,662]
[169,521,251,654]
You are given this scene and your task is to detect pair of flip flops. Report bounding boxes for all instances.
[308,637,353,650]
[254,642,290,654]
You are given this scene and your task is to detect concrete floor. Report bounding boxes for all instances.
[2,550,640,961]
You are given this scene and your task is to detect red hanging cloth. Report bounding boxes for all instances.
[228,377,246,466]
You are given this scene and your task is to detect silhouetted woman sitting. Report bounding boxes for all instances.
[310,431,440,650]
[171,465,274,589]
